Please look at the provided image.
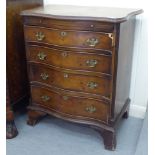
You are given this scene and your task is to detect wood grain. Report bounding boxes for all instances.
[29,63,112,97]
[23,17,114,32]
[24,26,113,50]
[31,85,110,123]
[27,45,112,74]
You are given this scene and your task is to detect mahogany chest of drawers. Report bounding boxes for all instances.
[21,5,142,150]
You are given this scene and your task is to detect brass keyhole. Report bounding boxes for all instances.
[61,52,68,57]
[60,31,67,37]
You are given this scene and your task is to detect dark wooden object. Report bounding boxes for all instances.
[6,80,18,139]
[6,0,43,139]
[21,5,143,150]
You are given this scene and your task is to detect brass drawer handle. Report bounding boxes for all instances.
[87,81,98,89]
[61,51,68,57]
[37,52,46,60]
[86,38,99,47]
[35,32,45,41]
[85,105,96,113]
[41,95,50,102]
[64,73,69,78]
[40,73,49,80]
[60,31,67,37]
[86,59,98,68]
[62,96,69,101]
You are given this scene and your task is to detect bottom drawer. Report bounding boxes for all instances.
[31,85,110,123]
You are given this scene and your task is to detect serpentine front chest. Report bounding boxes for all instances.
[21,5,143,150]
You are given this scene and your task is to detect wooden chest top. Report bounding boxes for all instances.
[21,5,143,23]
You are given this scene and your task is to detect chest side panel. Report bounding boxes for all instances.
[114,17,136,120]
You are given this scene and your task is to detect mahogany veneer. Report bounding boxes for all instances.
[21,5,143,150]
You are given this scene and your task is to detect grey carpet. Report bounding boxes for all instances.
[135,112,148,155]
[7,113,144,155]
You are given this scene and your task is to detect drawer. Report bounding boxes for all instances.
[24,26,114,50]
[29,64,111,98]
[27,45,112,74]
[24,17,114,32]
[31,85,109,123]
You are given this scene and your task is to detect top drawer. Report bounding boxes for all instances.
[24,26,114,50]
[23,17,114,32]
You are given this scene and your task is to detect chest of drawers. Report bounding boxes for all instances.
[21,5,142,150]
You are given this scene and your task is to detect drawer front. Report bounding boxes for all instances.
[31,85,109,123]
[27,46,112,74]
[24,26,113,50]
[24,17,114,32]
[29,64,111,98]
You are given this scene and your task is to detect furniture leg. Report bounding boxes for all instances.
[101,129,116,151]
[27,109,47,126]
